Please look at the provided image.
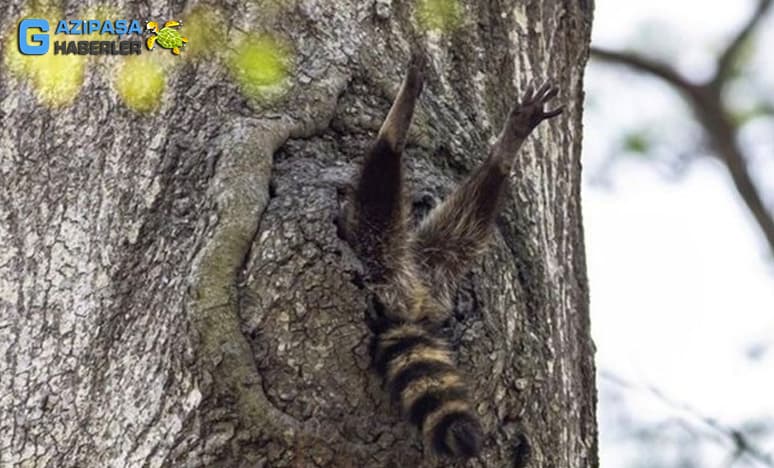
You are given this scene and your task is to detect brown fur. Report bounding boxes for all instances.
[340,52,563,459]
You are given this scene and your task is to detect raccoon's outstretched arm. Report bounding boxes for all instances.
[376,52,426,155]
[340,53,426,279]
[412,83,563,300]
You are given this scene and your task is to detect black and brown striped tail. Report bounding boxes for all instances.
[373,323,483,458]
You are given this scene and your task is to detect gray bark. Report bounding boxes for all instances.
[0,1,596,467]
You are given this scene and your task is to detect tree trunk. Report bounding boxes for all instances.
[0,1,596,467]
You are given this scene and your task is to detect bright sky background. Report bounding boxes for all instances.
[585,0,774,466]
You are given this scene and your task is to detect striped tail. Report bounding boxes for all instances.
[373,323,483,458]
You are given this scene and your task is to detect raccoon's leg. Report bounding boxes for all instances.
[411,82,563,305]
[339,52,426,281]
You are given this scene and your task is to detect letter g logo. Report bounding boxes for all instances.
[19,19,50,55]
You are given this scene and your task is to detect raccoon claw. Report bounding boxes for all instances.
[508,81,563,137]
[406,50,428,96]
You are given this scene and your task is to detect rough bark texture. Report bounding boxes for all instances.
[0,1,595,467]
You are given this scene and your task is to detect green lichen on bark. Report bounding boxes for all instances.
[189,120,289,433]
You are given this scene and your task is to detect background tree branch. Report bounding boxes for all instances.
[590,47,698,96]
[714,0,774,87]
[589,2,774,258]
[601,371,774,467]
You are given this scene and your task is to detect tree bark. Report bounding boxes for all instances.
[0,1,596,467]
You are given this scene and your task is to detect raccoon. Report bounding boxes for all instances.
[339,51,563,459]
